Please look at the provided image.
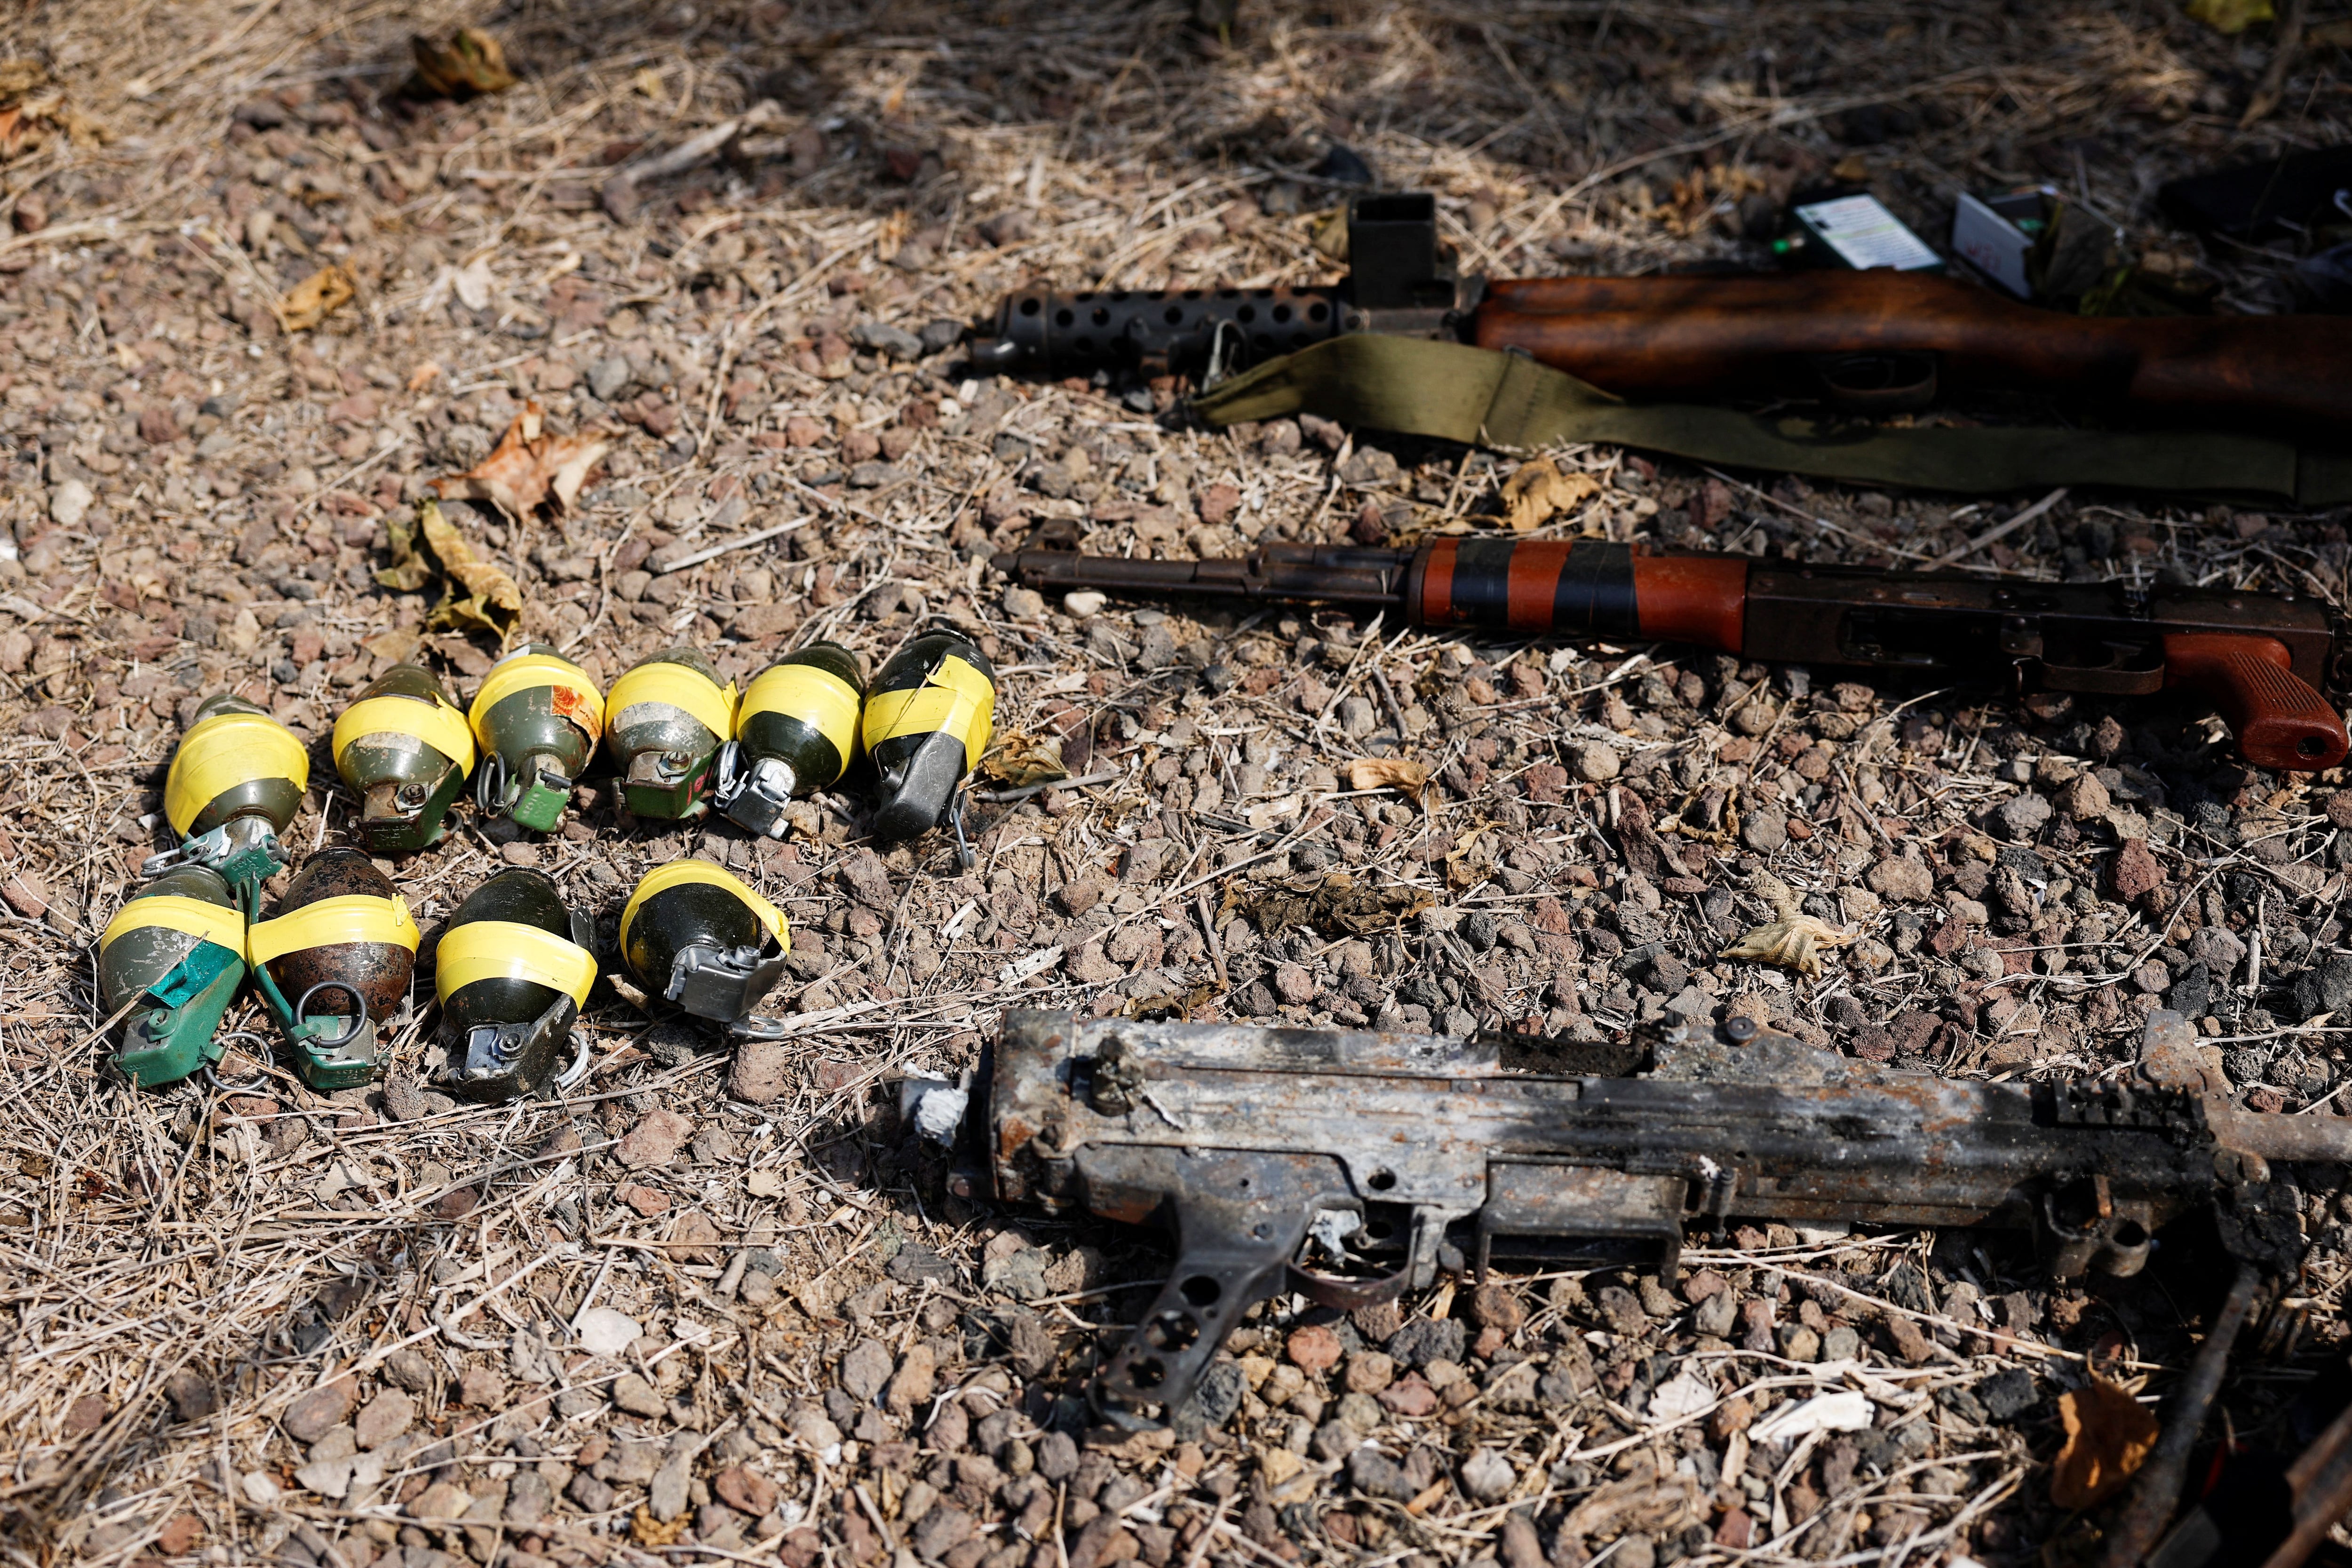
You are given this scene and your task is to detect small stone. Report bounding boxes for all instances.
[459,1367,506,1408]
[1594,1285,1648,1336]
[2328,791,2352,830]
[1035,1431,1079,1480]
[615,1109,694,1169]
[1063,590,1106,620]
[1469,1282,1525,1333]
[1343,1352,1395,1394]
[1865,855,1934,903]
[611,1375,665,1417]
[354,1391,414,1449]
[885,1343,938,1417]
[2110,838,2165,901]
[575,1308,642,1357]
[1708,1394,1754,1440]
[1570,741,1620,782]
[1002,587,1045,621]
[729,1039,791,1105]
[2056,772,2110,819]
[840,1338,894,1400]
[412,1481,472,1521]
[281,1379,354,1443]
[588,355,632,401]
[1345,1448,1411,1500]
[714,1466,780,1517]
[1286,1324,1343,1373]
[1996,792,2052,839]
[1741,811,1787,854]
[49,479,93,529]
[911,1503,974,1561]
[1458,1447,1515,1502]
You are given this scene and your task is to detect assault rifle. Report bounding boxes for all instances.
[937,1010,2352,1566]
[969,192,2352,435]
[996,532,2352,772]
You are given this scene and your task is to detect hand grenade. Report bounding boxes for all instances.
[147,693,310,889]
[862,630,996,856]
[435,867,597,1102]
[247,848,421,1089]
[98,865,248,1087]
[619,860,790,1030]
[715,641,865,838]
[469,645,602,832]
[332,664,475,854]
[603,648,737,820]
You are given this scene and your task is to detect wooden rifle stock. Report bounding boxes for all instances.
[1472,271,2352,433]
[1000,537,2350,771]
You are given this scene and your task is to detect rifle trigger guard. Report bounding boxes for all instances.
[1810,350,1939,414]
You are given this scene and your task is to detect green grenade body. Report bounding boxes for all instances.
[153,693,310,888]
[469,644,602,833]
[604,648,736,820]
[436,868,596,1102]
[719,642,865,838]
[862,631,998,846]
[619,861,789,1026]
[247,848,420,1089]
[99,865,248,1088]
[333,664,475,854]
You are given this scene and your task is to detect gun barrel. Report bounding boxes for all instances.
[997,539,2347,771]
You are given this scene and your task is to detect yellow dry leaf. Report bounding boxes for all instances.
[2050,1378,2160,1510]
[361,626,425,666]
[2185,0,2273,30]
[431,400,609,521]
[1502,456,1602,533]
[0,60,48,103]
[1718,869,1851,977]
[409,27,517,99]
[979,732,1070,789]
[278,265,356,332]
[376,499,524,641]
[629,1506,691,1547]
[1348,756,1429,805]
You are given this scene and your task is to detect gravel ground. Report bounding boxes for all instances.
[4,1,2352,1566]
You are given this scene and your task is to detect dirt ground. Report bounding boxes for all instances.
[4,0,2352,1565]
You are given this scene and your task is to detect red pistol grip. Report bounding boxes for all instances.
[2161,631,2349,772]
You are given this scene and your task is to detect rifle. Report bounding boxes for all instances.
[942,1010,2352,1563]
[995,533,2352,772]
[969,192,2352,435]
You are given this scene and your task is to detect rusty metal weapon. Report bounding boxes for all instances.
[946,1007,2352,1558]
[969,192,2352,435]
[996,531,2352,772]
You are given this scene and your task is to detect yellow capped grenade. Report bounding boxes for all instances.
[862,629,996,858]
[246,848,420,1090]
[603,648,737,820]
[333,664,476,854]
[620,860,789,1030]
[98,865,248,1088]
[435,867,596,1102]
[716,641,865,838]
[146,693,309,889]
[469,644,602,833]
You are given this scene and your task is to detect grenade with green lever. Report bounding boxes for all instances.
[332,665,475,854]
[714,641,865,838]
[862,630,996,862]
[97,866,249,1088]
[603,648,737,820]
[144,693,309,891]
[246,849,420,1089]
[435,868,597,1102]
[469,645,603,832]
[619,861,790,1033]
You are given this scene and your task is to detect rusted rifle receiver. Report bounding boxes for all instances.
[957,1011,2352,1444]
[969,192,2352,433]
[996,535,2351,772]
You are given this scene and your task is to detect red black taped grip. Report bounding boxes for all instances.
[1406,539,1749,654]
[1409,539,1641,636]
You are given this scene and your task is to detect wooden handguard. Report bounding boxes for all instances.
[2162,632,2350,772]
[1471,272,2352,435]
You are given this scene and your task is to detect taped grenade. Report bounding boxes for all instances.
[620,861,790,1032]
[147,693,309,890]
[469,644,602,832]
[861,630,996,858]
[715,641,865,838]
[604,648,738,820]
[435,867,596,1102]
[332,664,476,854]
[98,866,247,1088]
[246,849,421,1090]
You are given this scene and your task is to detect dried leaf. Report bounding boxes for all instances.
[1719,869,1851,976]
[431,400,609,522]
[376,499,524,641]
[979,732,1070,789]
[361,626,425,666]
[2184,0,2273,31]
[1348,756,1429,805]
[1502,456,1602,533]
[0,59,49,103]
[278,265,356,332]
[2050,1378,2160,1509]
[408,27,517,99]
[1227,873,1434,939]
[629,1506,692,1547]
